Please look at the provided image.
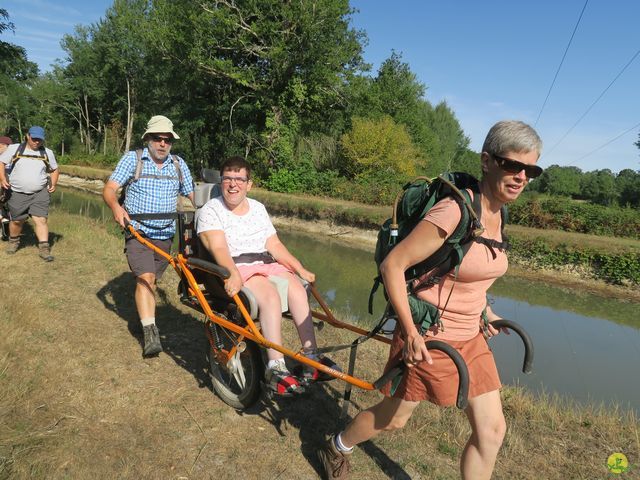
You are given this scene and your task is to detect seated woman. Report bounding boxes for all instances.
[197,156,339,395]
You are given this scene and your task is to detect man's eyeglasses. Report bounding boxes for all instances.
[221,175,249,184]
[492,154,543,179]
[150,135,174,144]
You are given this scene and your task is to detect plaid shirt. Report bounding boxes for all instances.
[110,148,194,239]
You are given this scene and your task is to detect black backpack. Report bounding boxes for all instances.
[10,142,54,173]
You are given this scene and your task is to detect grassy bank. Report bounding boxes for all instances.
[0,210,638,479]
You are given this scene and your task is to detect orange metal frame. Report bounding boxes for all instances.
[127,225,391,391]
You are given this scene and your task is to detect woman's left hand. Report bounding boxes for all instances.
[481,319,510,338]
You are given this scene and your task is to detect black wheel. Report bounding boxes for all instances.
[207,324,263,410]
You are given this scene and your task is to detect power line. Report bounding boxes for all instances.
[573,120,640,162]
[534,0,589,127]
[546,47,640,156]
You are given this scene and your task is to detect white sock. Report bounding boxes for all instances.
[267,358,287,371]
[335,432,354,453]
[140,317,156,327]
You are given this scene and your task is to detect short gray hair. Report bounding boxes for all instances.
[481,120,542,157]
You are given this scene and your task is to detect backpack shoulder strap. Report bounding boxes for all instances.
[133,149,144,181]
[171,154,184,185]
[11,142,27,164]
[40,147,53,173]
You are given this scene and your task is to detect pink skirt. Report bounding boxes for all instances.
[236,262,293,283]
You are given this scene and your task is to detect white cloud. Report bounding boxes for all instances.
[12,33,62,44]
[18,13,77,27]
[5,0,82,17]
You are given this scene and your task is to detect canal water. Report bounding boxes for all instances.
[52,188,640,414]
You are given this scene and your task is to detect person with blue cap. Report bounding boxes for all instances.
[0,126,59,261]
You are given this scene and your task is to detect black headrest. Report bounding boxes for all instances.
[202,168,221,184]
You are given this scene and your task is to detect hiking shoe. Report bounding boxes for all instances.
[6,237,19,254]
[318,435,351,480]
[142,324,163,357]
[266,359,303,396]
[38,242,54,262]
[299,354,342,383]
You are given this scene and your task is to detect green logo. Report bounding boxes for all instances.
[607,453,629,474]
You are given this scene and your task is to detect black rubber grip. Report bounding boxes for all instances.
[490,319,534,374]
[128,212,181,221]
[186,257,230,280]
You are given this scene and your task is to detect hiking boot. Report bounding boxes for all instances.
[299,355,342,383]
[142,324,163,357]
[6,236,19,254]
[266,358,303,396]
[318,435,351,480]
[38,242,54,262]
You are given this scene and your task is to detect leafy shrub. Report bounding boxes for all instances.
[509,196,640,239]
[509,236,640,285]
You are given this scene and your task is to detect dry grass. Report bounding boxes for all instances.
[0,211,638,479]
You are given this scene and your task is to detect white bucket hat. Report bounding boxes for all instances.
[142,115,180,140]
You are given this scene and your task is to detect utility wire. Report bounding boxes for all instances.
[534,0,589,127]
[574,120,640,162]
[546,47,640,156]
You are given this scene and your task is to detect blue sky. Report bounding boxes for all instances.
[2,0,639,173]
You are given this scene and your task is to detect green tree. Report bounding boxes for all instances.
[340,115,420,177]
[0,9,39,137]
[580,169,618,206]
[148,0,365,171]
[616,169,640,207]
[347,52,469,175]
[536,165,583,197]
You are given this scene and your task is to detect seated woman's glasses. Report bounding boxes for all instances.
[221,175,249,184]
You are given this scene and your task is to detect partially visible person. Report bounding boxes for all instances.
[319,120,543,480]
[0,127,58,261]
[0,136,11,155]
[103,115,195,357]
[197,156,340,395]
[0,136,12,234]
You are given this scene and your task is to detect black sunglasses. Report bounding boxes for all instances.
[150,134,174,144]
[492,154,543,179]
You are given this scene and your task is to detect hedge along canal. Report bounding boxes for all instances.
[51,187,640,414]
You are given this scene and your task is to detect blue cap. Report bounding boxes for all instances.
[28,126,45,140]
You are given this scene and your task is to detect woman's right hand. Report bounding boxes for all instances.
[403,332,433,367]
[225,271,243,297]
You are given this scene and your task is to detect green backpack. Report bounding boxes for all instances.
[368,172,509,332]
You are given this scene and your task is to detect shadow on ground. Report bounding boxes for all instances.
[3,221,63,251]
[96,272,211,389]
[96,272,408,478]
[238,361,410,478]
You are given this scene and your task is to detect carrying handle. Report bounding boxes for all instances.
[489,319,534,374]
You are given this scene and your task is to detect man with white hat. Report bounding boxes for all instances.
[0,126,59,261]
[103,115,195,357]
